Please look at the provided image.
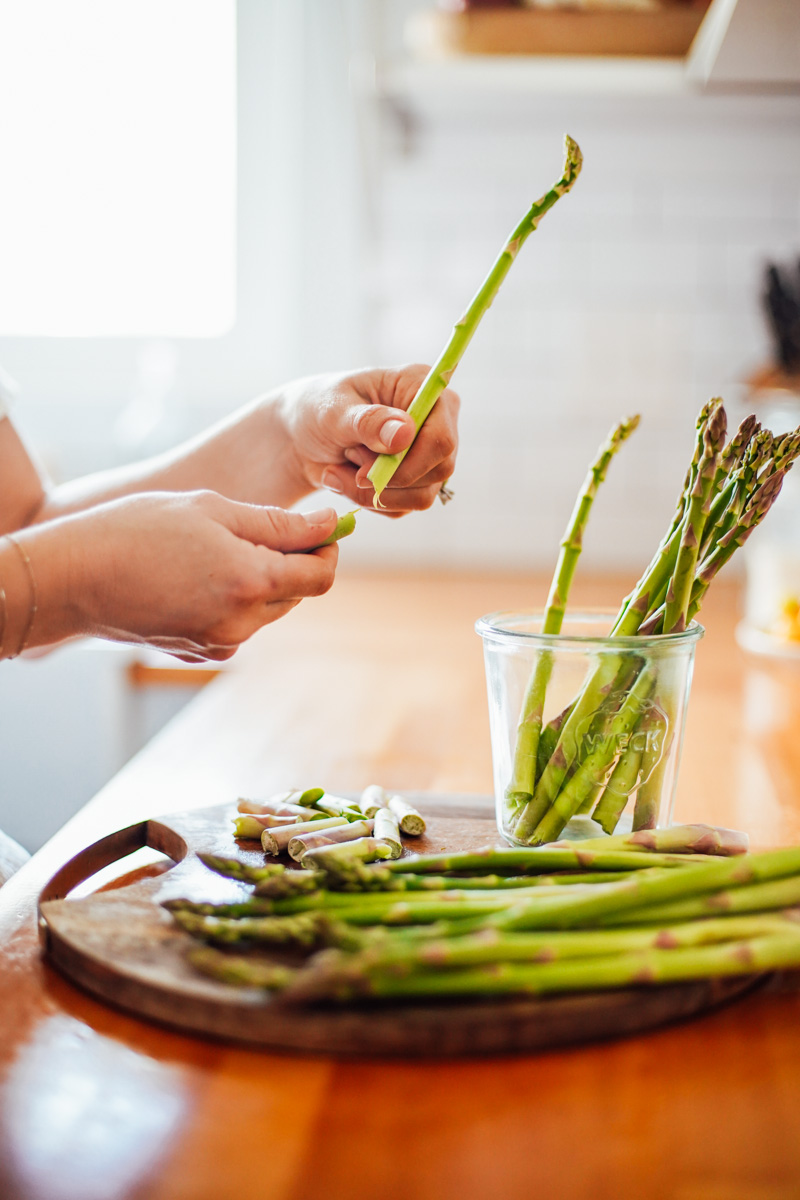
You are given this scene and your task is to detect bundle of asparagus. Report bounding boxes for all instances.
[165,827,800,1005]
[503,400,800,847]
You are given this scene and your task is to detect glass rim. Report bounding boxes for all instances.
[474,608,705,650]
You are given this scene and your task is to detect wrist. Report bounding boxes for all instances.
[260,385,316,504]
[0,520,87,657]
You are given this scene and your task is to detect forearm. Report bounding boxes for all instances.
[35,390,311,524]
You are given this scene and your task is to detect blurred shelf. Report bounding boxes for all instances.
[406,7,708,61]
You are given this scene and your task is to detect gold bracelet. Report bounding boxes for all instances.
[0,583,6,659]
[4,534,38,657]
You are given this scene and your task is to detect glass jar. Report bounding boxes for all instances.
[475,611,704,847]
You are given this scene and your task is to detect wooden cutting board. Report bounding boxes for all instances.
[38,794,763,1057]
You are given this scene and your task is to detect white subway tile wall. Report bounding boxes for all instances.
[348,92,800,571]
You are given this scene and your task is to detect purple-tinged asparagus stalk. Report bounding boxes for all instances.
[663,402,728,634]
[554,823,749,857]
[287,820,374,861]
[262,817,350,855]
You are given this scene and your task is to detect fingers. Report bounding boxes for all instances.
[318,463,444,513]
[337,402,416,456]
[211,495,338,553]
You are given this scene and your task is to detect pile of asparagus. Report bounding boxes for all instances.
[164,824,800,1004]
[504,400,800,847]
[230,786,426,874]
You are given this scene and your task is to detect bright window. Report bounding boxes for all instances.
[0,0,236,337]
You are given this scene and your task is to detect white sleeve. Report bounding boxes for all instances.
[0,365,19,419]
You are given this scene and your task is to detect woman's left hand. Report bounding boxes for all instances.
[280,365,460,514]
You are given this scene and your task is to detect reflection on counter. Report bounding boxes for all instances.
[0,1015,187,1200]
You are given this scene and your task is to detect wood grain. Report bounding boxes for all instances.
[1,571,800,1200]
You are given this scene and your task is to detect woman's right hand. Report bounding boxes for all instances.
[9,491,339,661]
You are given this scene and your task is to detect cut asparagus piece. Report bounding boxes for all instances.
[357,784,389,819]
[388,795,426,836]
[288,820,374,861]
[236,797,326,820]
[308,510,357,550]
[261,816,348,856]
[314,794,366,820]
[373,807,403,858]
[366,135,583,505]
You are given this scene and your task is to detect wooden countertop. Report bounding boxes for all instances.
[1,569,800,1200]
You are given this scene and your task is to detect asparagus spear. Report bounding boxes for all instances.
[491,847,800,931]
[188,946,294,991]
[196,853,287,884]
[366,135,583,506]
[383,846,709,875]
[313,794,366,821]
[287,820,374,861]
[506,416,640,811]
[600,875,800,926]
[285,932,800,1004]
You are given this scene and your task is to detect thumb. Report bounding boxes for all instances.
[217,500,338,552]
[342,404,416,455]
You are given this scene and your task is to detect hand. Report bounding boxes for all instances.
[25,491,339,661]
[280,365,460,514]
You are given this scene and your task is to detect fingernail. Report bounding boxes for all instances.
[305,506,337,526]
[321,470,342,494]
[379,419,405,450]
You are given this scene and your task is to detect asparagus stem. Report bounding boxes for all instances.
[301,837,394,878]
[663,402,727,633]
[195,854,287,884]
[600,875,800,926]
[366,135,583,505]
[529,667,656,845]
[383,846,709,876]
[590,741,643,835]
[357,784,389,818]
[287,819,374,861]
[490,847,800,931]
[387,796,426,836]
[307,516,357,552]
[285,932,800,1003]
[556,824,749,857]
[261,817,349,856]
[373,808,403,858]
[506,416,640,810]
[236,794,326,818]
[188,947,294,991]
